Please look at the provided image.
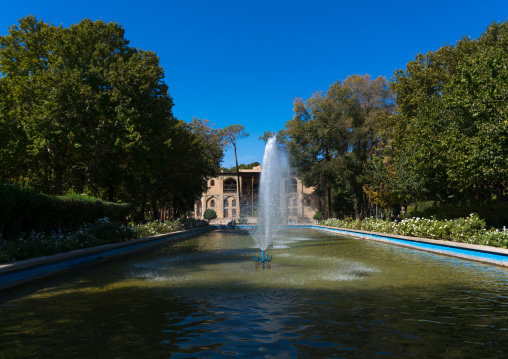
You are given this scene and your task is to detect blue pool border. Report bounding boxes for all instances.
[2,224,507,292]
[219,224,508,267]
[0,226,213,292]
[312,225,508,267]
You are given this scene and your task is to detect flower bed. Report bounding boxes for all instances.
[320,214,508,248]
[130,218,208,237]
[0,218,208,264]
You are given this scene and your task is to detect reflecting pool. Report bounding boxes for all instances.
[1,228,508,358]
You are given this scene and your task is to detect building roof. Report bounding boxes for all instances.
[220,165,262,174]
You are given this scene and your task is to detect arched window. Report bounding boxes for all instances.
[292,208,297,216]
[224,209,229,217]
[232,199,237,207]
[289,178,297,193]
[210,199,215,208]
[293,198,297,206]
[232,209,237,217]
[305,198,311,207]
[224,199,229,207]
[210,179,215,186]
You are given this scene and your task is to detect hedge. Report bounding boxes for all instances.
[0,218,209,264]
[407,196,508,228]
[0,184,131,240]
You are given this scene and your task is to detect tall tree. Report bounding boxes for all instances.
[188,117,225,177]
[0,16,224,219]
[337,75,395,218]
[0,16,173,196]
[285,91,351,219]
[220,124,249,207]
[389,20,508,201]
[0,17,132,194]
[285,75,394,219]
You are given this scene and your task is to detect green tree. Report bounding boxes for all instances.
[336,75,395,218]
[221,124,249,173]
[389,20,508,201]
[0,16,224,221]
[0,16,174,196]
[188,117,224,177]
[220,124,249,205]
[203,208,217,223]
[313,211,323,220]
[259,129,288,145]
[285,75,394,219]
[219,162,260,172]
[126,117,224,221]
[285,91,349,219]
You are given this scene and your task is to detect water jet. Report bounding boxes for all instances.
[253,136,288,264]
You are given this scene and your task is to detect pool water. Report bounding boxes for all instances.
[1,228,508,358]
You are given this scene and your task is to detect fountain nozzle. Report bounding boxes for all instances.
[254,250,272,268]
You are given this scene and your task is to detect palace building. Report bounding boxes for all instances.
[193,166,324,224]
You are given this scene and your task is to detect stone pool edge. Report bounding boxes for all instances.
[227,224,508,267]
[0,226,214,292]
[310,225,508,267]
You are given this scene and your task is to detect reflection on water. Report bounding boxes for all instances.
[1,228,508,358]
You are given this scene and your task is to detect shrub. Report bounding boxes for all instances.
[178,218,209,229]
[0,217,137,264]
[320,214,508,248]
[0,184,131,240]
[203,209,217,222]
[313,211,323,220]
[0,217,209,264]
[131,220,183,238]
[236,214,248,224]
[407,197,508,228]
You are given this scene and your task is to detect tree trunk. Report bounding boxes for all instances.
[362,191,367,219]
[139,200,146,222]
[327,184,332,219]
[353,193,360,220]
[233,141,241,213]
[171,195,177,219]
[54,165,64,195]
[76,177,85,194]
[108,184,115,202]
[325,148,332,219]
[151,200,159,221]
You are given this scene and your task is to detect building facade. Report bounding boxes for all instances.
[194,166,324,224]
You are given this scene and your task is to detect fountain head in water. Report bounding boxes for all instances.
[254,250,272,268]
[253,136,289,264]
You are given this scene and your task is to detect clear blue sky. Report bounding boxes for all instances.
[1,1,507,168]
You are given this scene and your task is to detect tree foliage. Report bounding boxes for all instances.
[287,20,508,222]
[0,16,225,218]
[203,208,217,222]
[220,162,260,172]
[220,124,249,173]
[389,20,508,201]
[285,75,394,219]
[219,124,249,206]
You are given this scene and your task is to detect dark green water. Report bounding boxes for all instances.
[1,228,508,358]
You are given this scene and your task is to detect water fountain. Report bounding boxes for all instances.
[3,224,508,357]
[253,137,288,267]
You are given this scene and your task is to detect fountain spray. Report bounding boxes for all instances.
[253,137,288,267]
